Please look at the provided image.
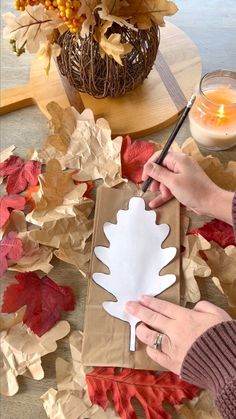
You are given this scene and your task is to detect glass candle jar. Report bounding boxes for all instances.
[189,70,236,150]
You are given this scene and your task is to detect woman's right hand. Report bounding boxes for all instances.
[142,151,234,225]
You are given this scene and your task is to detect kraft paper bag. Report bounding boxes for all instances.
[82,186,180,370]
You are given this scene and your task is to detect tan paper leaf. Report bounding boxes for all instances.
[101,0,122,15]
[2,210,54,273]
[65,109,123,186]
[2,210,26,234]
[26,159,89,226]
[45,102,77,154]
[204,244,236,318]
[40,108,124,187]
[29,214,93,249]
[120,0,178,28]
[54,242,91,276]
[0,307,25,332]
[3,5,61,54]
[29,216,93,275]
[9,231,54,273]
[177,390,221,419]
[0,320,70,396]
[37,41,61,76]
[180,138,236,191]
[78,0,99,37]
[41,331,119,418]
[56,331,92,391]
[97,4,135,30]
[182,234,211,304]
[41,388,118,419]
[0,209,25,240]
[97,21,133,65]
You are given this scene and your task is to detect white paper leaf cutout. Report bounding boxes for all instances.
[93,197,177,351]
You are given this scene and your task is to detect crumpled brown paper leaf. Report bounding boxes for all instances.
[41,331,119,419]
[182,234,211,304]
[0,307,25,331]
[204,244,236,318]
[3,210,53,273]
[175,138,236,191]
[40,106,124,187]
[26,159,90,226]
[177,390,221,419]
[0,320,70,396]
[45,102,77,154]
[54,242,91,277]
[29,215,93,276]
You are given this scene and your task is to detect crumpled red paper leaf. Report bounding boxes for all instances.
[121,135,155,183]
[189,219,235,248]
[0,194,26,228]
[1,272,76,336]
[0,155,42,194]
[86,368,199,419]
[0,232,23,277]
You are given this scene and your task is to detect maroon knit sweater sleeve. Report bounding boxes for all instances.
[181,321,236,418]
[181,194,236,418]
[233,192,236,240]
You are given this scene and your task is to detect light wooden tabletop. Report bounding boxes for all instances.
[1,1,236,418]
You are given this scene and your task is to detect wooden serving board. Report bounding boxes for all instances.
[0,23,201,137]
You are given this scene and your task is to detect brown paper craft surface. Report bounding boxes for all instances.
[82,186,180,370]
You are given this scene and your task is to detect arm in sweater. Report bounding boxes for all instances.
[181,193,236,419]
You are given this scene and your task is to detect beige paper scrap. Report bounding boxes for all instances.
[204,244,236,318]
[2,210,54,273]
[41,331,119,419]
[26,159,89,226]
[40,106,124,187]
[182,234,211,304]
[0,320,70,396]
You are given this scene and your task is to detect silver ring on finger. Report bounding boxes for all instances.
[153,333,163,352]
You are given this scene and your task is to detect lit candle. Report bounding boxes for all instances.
[189,71,236,150]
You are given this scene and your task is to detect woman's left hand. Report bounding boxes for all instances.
[125,296,231,375]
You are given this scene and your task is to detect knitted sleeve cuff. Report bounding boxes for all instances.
[180,320,236,396]
[232,192,236,241]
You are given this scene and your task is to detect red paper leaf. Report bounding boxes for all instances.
[1,272,76,336]
[0,194,26,228]
[189,219,235,248]
[121,136,155,183]
[0,156,42,194]
[0,232,23,277]
[86,368,199,419]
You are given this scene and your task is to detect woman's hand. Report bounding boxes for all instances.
[125,296,231,375]
[142,151,234,225]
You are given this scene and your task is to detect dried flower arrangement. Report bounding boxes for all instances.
[3,0,178,76]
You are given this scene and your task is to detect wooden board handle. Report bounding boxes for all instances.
[0,84,34,115]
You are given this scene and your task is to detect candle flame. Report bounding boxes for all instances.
[218,105,225,118]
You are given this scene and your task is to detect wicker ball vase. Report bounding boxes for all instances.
[57,23,160,98]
